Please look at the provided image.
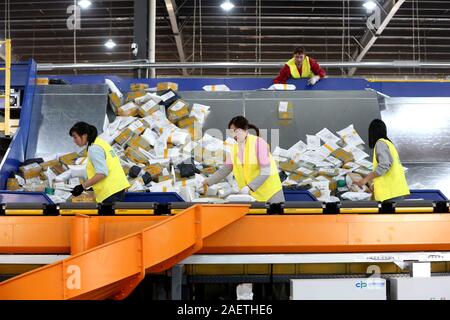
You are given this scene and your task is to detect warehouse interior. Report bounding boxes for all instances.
[1,0,450,301]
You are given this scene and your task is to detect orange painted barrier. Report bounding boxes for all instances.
[3,213,450,254]
[0,204,249,300]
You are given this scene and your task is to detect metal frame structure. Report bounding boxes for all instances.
[36,60,450,72]
[0,39,12,136]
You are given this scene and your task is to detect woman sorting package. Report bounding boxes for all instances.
[69,122,130,204]
[202,116,285,203]
[357,119,410,202]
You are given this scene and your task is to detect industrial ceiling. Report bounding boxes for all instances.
[1,0,450,78]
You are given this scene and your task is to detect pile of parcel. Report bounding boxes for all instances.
[8,82,377,203]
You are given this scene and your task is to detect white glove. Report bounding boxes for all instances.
[308,75,320,86]
[239,186,251,195]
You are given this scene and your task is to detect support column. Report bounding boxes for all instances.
[133,0,149,78]
[171,264,183,300]
[71,215,100,255]
[149,0,156,78]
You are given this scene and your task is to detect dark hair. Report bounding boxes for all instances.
[368,119,391,149]
[293,46,305,55]
[69,122,98,146]
[228,116,260,136]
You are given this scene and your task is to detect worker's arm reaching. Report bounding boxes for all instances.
[72,145,108,196]
[357,140,393,187]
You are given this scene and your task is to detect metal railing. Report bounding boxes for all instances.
[36,60,450,71]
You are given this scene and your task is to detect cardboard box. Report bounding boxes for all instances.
[317,175,337,191]
[117,101,139,117]
[278,101,294,120]
[331,148,354,163]
[279,160,298,173]
[127,135,151,151]
[115,128,135,145]
[158,175,172,183]
[52,164,68,175]
[40,159,60,171]
[354,167,372,176]
[126,90,146,103]
[36,78,49,85]
[125,147,148,165]
[157,82,178,91]
[109,92,123,111]
[201,166,218,176]
[130,83,149,91]
[318,168,339,177]
[288,173,307,183]
[158,89,179,108]
[186,125,203,141]
[145,164,163,179]
[194,146,224,166]
[128,120,147,135]
[59,152,79,165]
[138,100,160,118]
[177,116,197,128]
[71,191,96,203]
[7,178,20,191]
[167,99,190,123]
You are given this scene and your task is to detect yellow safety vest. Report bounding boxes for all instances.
[86,137,130,203]
[231,134,282,202]
[372,138,410,202]
[287,56,314,79]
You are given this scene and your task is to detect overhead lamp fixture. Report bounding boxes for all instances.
[78,0,92,9]
[363,0,377,11]
[220,0,235,11]
[104,39,116,49]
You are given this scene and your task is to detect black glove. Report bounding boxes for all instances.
[71,184,85,197]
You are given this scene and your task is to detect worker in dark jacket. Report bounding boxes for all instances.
[357,119,410,202]
[69,122,130,204]
[273,46,326,85]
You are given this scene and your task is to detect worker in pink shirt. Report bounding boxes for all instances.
[273,46,326,85]
[202,116,284,203]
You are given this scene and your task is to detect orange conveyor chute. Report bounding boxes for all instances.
[0,204,249,300]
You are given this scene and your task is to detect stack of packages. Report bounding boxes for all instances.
[274,125,374,202]
[7,81,374,203]
[8,81,236,203]
[7,152,94,203]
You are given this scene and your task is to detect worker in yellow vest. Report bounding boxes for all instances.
[357,119,410,202]
[273,46,326,85]
[202,116,284,203]
[69,122,130,203]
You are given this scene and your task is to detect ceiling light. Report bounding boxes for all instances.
[221,0,235,11]
[104,39,116,49]
[78,0,92,9]
[363,1,377,11]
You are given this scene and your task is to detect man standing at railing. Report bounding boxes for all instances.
[273,47,326,85]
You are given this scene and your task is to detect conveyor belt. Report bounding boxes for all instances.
[0,200,447,216]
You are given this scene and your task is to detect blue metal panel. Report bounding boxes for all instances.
[124,192,184,203]
[373,82,450,97]
[283,190,318,201]
[0,191,52,204]
[0,62,31,87]
[43,75,370,92]
[42,75,450,97]
[0,60,37,189]
[406,189,448,201]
